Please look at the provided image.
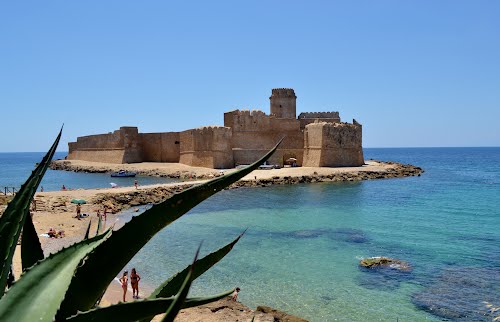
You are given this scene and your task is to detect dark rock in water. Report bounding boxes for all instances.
[357,257,414,291]
[289,228,330,239]
[256,305,309,322]
[359,257,412,272]
[331,228,370,244]
[412,267,500,321]
[319,295,335,302]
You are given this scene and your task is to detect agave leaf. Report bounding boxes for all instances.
[57,139,282,319]
[151,230,245,299]
[0,128,62,296]
[83,220,92,240]
[6,268,14,289]
[0,230,110,322]
[96,213,102,236]
[137,231,245,322]
[21,210,44,271]
[65,289,234,322]
[160,245,200,322]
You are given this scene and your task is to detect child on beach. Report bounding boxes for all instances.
[119,271,128,302]
[130,268,141,299]
[231,287,240,301]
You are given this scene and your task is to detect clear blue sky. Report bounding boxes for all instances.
[1,1,499,152]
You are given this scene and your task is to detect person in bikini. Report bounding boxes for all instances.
[119,271,128,302]
[130,268,141,299]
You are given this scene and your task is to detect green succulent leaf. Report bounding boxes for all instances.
[65,289,234,322]
[0,128,62,296]
[96,213,102,236]
[137,231,244,322]
[83,220,92,240]
[20,211,44,271]
[0,230,110,322]
[151,230,245,299]
[57,139,282,319]
[160,245,199,322]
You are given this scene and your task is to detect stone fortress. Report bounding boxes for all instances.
[68,89,364,169]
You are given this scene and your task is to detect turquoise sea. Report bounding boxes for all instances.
[1,148,499,321]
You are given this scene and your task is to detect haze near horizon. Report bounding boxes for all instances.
[1,1,499,152]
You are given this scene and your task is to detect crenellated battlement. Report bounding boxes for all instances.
[271,88,296,98]
[190,126,232,133]
[298,112,341,129]
[225,109,268,117]
[298,112,340,119]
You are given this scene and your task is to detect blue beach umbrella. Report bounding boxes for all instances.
[70,199,87,204]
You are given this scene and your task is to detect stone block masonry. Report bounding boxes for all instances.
[67,89,364,169]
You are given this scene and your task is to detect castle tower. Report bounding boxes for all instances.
[270,88,296,119]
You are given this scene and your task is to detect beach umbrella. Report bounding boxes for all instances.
[286,157,297,161]
[70,199,87,204]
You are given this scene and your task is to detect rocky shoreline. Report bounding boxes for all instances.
[39,160,425,214]
[50,159,423,181]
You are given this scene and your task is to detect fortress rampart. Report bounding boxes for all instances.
[67,89,364,168]
[303,121,364,167]
[179,126,233,169]
[298,112,341,129]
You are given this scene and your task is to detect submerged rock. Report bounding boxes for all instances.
[331,228,370,243]
[412,267,500,321]
[256,305,309,322]
[359,257,412,272]
[289,228,330,239]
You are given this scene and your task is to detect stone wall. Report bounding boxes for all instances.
[224,109,303,166]
[298,112,341,129]
[179,126,233,169]
[67,127,142,164]
[67,148,127,164]
[120,127,143,163]
[140,132,180,162]
[303,120,364,167]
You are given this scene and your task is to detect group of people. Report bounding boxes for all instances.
[96,206,108,221]
[47,227,65,238]
[74,204,109,221]
[119,268,141,301]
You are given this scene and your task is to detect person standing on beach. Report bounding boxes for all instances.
[103,206,107,221]
[119,271,128,302]
[134,179,138,189]
[76,204,81,220]
[130,268,141,299]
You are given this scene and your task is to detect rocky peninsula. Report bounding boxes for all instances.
[43,159,424,214]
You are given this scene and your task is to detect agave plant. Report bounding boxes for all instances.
[0,128,281,322]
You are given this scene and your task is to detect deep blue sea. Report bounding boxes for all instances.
[1,148,499,321]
